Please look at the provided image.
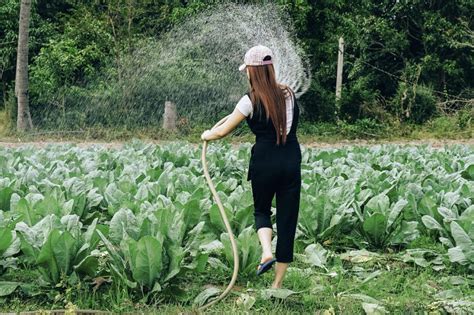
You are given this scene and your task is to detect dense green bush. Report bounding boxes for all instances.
[410,85,438,124]
[391,83,438,124]
[339,77,378,123]
[456,107,473,130]
[299,80,336,122]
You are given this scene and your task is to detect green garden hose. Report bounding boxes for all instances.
[199,114,239,311]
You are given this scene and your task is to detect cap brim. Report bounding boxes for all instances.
[239,63,246,72]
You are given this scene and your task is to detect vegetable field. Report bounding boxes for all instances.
[0,140,473,313]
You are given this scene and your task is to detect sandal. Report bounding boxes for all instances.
[256,258,276,276]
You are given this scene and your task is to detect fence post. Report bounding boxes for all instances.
[163,100,177,131]
[335,36,344,118]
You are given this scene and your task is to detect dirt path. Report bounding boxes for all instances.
[0,138,473,149]
[302,138,474,149]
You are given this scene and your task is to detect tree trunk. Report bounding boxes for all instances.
[15,0,33,132]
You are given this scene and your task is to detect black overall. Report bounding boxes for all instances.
[245,91,301,263]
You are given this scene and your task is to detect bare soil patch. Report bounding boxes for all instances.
[0,138,473,149]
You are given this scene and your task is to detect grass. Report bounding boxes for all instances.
[1,238,472,314]
[1,260,472,313]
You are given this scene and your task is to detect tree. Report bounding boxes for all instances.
[15,0,33,131]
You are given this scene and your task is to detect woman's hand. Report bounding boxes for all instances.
[201,129,212,141]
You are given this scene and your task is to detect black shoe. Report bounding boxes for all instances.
[256,258,276,276]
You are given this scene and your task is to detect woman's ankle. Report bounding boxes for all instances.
[260,253,274,263]
[271,282,282,289]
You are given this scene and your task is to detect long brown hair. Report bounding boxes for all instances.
[247,63,290,145]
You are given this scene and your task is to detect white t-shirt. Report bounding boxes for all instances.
[235,91,294,135]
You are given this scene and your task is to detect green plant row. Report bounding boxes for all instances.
[0,140,472,305]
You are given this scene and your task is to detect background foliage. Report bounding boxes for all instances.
[0,0,472,131]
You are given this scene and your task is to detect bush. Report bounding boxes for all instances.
[339,77,377,123]
[392,82,438,124]
[456,106,473,130]
[359,96,395,124]
[338,118,388,139]
[299,80,337,122]
[411,85,438,124]
[426,116,457,135]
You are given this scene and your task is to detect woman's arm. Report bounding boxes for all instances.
[201,107,247,141]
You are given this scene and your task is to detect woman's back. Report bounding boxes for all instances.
[236,86,299,145]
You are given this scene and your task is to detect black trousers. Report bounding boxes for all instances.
[248,141,302,263]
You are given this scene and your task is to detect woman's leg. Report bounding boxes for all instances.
[273,159,301,287]
[257,227,273,263]
[251,174,276,264]
[272,262,289,288]
[274,179,300,263]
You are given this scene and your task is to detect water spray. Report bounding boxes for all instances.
[199,114,239,310]
[47,3,311,131]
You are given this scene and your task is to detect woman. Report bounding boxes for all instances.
[201,45,301,289]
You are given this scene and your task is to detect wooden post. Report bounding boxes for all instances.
[163,100,177,131]
[335,37,344,117]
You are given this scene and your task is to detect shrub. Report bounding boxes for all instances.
[411,85,438,124]
[392,82,438,124]
[456,107,473,130]
[427,116,458,135]
[339,77,377,123]
[299,80,337,122]
[359,96,395,124]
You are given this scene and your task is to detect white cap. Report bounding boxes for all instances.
[239,45,274,72]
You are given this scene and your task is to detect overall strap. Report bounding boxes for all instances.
[287,86,298,136]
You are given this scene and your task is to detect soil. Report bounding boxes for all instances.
[0,138,473,149]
